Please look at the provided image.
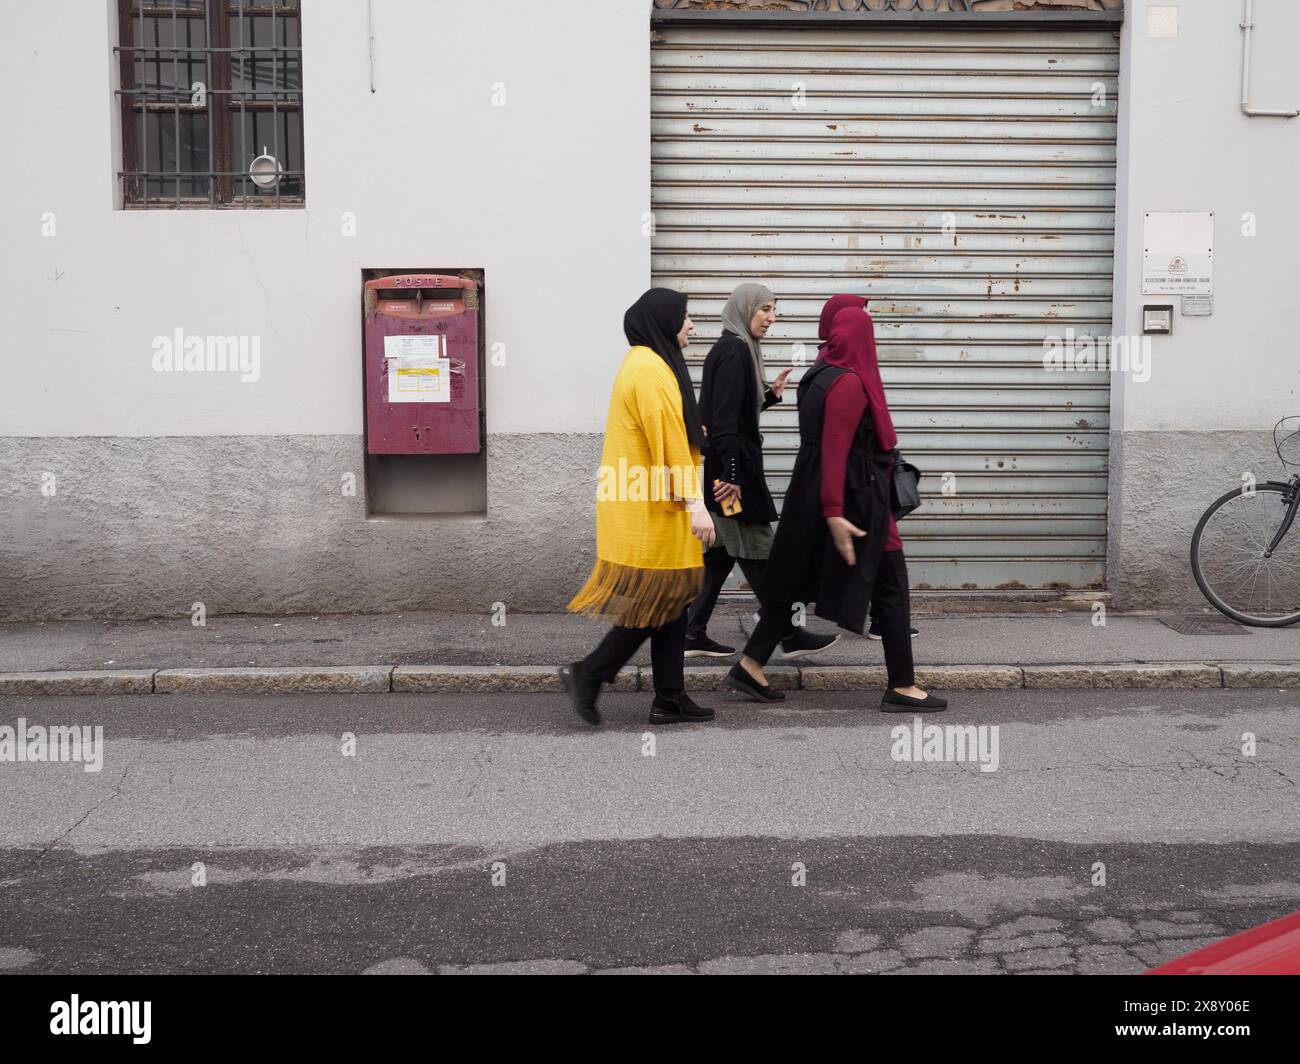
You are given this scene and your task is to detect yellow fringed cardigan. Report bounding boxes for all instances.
[568,346,704,628]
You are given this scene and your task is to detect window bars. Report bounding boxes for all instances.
[115,0,305,208]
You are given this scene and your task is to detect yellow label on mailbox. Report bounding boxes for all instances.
[388,357,451,404]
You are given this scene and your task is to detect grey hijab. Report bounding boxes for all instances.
[719,282,775,411]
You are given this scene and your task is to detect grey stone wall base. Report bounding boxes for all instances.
[1112,431,1286,610]
[0,434,602,621]
[5,431,1283,618]
[154,666,392,694]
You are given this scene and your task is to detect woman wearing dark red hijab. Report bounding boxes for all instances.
[725,298,946,712]
[815,296,918,641]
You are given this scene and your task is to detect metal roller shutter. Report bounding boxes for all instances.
[651,24,1118,593]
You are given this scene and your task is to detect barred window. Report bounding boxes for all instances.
[115,1,305,208]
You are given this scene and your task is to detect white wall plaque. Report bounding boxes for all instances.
[1142,211,1214,295]
[1147,6,1179,39]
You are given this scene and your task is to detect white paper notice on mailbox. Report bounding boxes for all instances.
[384,335,451,403]
[384,334,445,360]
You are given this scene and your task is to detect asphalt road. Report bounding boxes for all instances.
[1,688,1298,974]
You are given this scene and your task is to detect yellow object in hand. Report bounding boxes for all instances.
[714,479,743,517]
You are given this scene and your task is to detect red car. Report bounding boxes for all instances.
[1147,911,1300,974]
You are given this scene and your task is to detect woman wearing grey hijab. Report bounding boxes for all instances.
[686,283,839,669]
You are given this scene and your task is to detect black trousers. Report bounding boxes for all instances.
[687,547,795,642]
[581,611,686,695]
[742,549,916,689]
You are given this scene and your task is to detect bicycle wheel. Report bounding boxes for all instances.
[1191,483,1300,627]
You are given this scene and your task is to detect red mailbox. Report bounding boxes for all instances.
[363,273,481,454]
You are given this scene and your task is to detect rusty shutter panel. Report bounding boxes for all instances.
[651,24,1118,593]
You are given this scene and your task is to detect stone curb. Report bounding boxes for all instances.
[393,665,636,694]
[1,662,1291,695]
[915,665,1024,689]
[154,666,392,694]
[1023,664,1223,689]
[681,665,800,691]
[0,670,157,696]
[1220,663,1300,688]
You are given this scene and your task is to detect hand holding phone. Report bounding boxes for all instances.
[714,479,743,517]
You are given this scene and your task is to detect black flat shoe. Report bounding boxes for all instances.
[685,635,737,658]
[880,690,947,713]
[559,662,601,726]
[868,624,919,641]
[779,630,839,660]
[649,692,715,725]
[725,663,785,702]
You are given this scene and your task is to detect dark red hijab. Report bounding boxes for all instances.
[818,294,867,343]
[821,306,898,453]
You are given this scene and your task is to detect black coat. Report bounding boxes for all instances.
[761,359,895,635]
[698,331,780,524]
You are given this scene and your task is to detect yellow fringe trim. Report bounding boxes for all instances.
[567,559,704,630]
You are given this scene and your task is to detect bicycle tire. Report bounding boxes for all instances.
[1190,482,1300,627]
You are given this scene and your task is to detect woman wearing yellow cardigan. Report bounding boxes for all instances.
[561,288,717,727]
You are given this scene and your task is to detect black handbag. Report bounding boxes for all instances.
[890,455,922,520]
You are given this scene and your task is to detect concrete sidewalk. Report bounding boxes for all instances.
[0,606,1296,694]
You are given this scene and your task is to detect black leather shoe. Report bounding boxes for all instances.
[559,662,601,726]
[868,624,919,641]
[725,663,785,702]
[779,630,839,660]
[685,635,737,658]
[649,692,715,725]
[880,690,948,713]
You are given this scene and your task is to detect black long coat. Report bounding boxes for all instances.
[761,360,895,635]
[698,331,780,523]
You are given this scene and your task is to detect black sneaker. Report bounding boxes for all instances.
[559,662,601,726]
[867,623,919,641]
[724,663,785,702]
[685,635,736,658]
[779,630,839,660]
[649,692,715,725]
[880,690,947,713]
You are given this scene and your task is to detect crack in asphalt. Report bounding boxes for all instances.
[24,752,146,870]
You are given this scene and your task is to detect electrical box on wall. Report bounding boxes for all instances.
[361,268,486,516]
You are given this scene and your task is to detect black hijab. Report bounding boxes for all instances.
[623,287,704,449]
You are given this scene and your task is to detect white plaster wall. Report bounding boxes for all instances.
[1112,0,1300,433]
[0,0,652,437]
[9,2,1297,440]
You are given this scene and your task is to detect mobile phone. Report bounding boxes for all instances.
[714,479,743,517]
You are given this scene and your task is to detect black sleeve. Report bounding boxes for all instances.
[761,386,780,411]
[707,343,747,485]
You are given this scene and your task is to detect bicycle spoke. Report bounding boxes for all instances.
[1196,485,1300,622]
